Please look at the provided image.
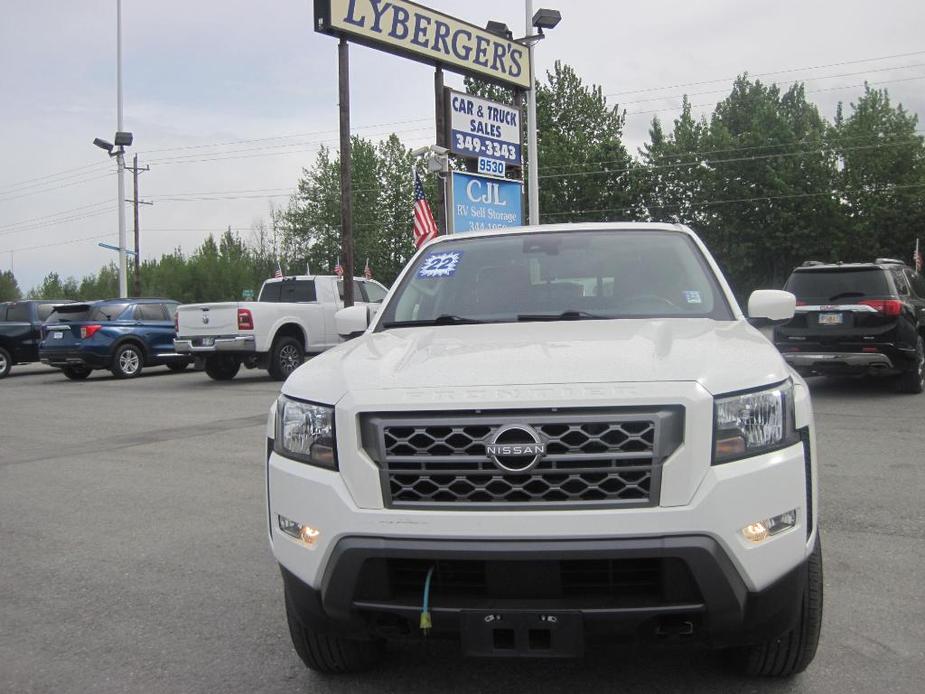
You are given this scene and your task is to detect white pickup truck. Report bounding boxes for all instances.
[174,275,388,380]
[267,223,822,677]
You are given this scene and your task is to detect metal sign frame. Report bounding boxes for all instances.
[314,0,531,89]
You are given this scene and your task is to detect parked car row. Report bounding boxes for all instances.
[0,275,389,381]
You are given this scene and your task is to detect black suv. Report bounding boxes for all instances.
[774,258,925,393]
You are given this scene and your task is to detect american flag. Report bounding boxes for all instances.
[915,238,922,273]
[364,258,372,280]
[412,172,439,248]
[334,260,344,277]
[274,259,283,278]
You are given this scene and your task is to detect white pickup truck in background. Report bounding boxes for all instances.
[174,275,388,380]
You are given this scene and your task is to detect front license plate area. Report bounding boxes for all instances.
[818,312,843,325]
[460,611,583,658]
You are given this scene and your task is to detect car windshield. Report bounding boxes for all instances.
[784,268,890,302]
[377,230,732,328]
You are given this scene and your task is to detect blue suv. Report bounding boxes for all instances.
[39,298,191,380]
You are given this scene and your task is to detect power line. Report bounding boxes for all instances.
[541,182,925,219]
[0,207,118,238]
[0,171,117,204]
[538,137,925,181]
[614,62,925,108]
[605,49,925,97]
[0,161,111,195]
[0,200,113,231]
[622,74,925,119]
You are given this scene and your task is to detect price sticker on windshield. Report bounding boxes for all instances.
[418,251,463,278]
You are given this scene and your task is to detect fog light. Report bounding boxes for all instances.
[741,509,797,544]
[278,515,320,546]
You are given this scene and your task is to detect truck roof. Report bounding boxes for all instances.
[422,222,694,245]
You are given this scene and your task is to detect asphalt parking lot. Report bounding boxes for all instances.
[1,363,923,694]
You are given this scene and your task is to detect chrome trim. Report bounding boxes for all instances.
[173,335,256,353]
[784,352,894,368]
[795,304,878,313]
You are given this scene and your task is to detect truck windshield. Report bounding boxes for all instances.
[378,230,732,328]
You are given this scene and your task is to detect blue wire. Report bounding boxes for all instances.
[422,566,435,614]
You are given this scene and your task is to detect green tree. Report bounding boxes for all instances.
[834,86,925,261]
[0,270,21,301]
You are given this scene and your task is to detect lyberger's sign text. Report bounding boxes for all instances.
[315,0,530,89]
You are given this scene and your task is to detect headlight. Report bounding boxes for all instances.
[274,396,337,469]
[713,380,797,464]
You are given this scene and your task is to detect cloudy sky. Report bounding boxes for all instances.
[2,0,924,292]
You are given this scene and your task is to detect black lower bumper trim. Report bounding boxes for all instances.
[281,535,809,649]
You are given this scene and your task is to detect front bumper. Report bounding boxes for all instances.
[174,335,255,354]
[280,534,810,650]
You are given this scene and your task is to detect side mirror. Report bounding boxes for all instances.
[335,305,370,339]
[747,289,796,327]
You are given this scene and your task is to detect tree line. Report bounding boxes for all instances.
[9,62,923,305]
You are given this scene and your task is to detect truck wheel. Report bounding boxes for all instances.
[111,343,144,379]
[729,536,823,677]
[896,336,924,394]
[204,355,241,380]
[63,365,92,381]
[268,336,304,381]
[284,585,382,674]
[0,347,11,378]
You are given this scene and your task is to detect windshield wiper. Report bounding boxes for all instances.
[381,314,487,328]
[826,291,865,301]
[517,310,610,322]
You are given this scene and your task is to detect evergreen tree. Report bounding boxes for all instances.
[0,270,21,301]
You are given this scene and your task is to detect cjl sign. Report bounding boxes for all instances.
[450,171,522,233]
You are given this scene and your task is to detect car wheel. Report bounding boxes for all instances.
[62,365,92,381]
[166,360,190,372]
[0,347,11,378]
[268,336,304,381]
[284,584,383,674]
[897,335,924,394]
[111,343,144,379]
[728,536,823,677]
[204,355,241,380]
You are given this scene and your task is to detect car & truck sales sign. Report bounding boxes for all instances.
[447,90,522,166]
[314,0,531,89]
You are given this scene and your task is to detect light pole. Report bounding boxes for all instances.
[93,129,133,295]
[523,5,561,226]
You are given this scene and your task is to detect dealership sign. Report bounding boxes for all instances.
[450,171,522,232]
[314,0,531,89]
[447,89,522,166]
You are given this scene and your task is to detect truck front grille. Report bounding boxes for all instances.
[361,408,683,509]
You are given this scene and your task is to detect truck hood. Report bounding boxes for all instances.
[283,318,789,402]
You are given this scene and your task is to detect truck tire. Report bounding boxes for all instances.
[729,536,823,677]
[284,585,382,674]
[204,355,241,381]
[111,343,144,379]
[0,347,11,378]
[897,336,924,394]
[268,336,304,381]
[63,365,92,380]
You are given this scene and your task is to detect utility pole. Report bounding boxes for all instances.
[115,0,129,297]
[125,154,151,297]
[338,37,355,308]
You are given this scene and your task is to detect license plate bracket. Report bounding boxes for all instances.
[460,610,583,658]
